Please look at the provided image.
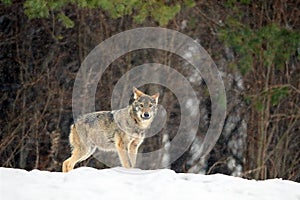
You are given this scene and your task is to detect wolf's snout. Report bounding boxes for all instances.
[142,112,150,119]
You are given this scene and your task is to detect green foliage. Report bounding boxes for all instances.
[254,100,264,112]
[23,0,74,28]
[269,86,290,106]
[8,0,195,28]
[0,0,12,5]
[219,17,300,75]
[183,0,196,7]
[90,0,136,18]
[89,0,185,26]
[252,86,290,112]
[24,0,50,19]
[151,3,181,26]
[219,6,299,113]
[225,0,251,8]
[57,13,74,28]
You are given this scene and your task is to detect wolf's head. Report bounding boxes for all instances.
[130,87,159,128]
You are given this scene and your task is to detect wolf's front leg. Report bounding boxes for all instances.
[128,138,143,168]
[115,135,131,168]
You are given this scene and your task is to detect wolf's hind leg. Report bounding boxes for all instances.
[62,146,95,172]
[62,126,95,172]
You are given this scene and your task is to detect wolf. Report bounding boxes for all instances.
[62,87,159,172]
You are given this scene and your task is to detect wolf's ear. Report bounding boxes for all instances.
[133,87,145,100]
[151,93,159,104]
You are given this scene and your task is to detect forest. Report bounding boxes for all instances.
[0,0,299,182]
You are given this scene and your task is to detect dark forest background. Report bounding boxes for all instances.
[0,0,299,181]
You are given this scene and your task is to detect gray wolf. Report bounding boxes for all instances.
[62,87,159,172]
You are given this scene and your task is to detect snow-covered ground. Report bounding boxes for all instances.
[0,167,299,200]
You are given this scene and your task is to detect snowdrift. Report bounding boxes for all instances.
[0,167,299,200]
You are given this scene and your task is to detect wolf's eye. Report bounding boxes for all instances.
[149,104,153,107]
[139,103,144,108]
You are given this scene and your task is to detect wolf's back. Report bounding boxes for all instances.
[73,111,119,150]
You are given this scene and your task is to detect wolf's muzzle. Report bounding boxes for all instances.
[141,112,151,119]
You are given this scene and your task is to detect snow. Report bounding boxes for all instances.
[1,167,299,200]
